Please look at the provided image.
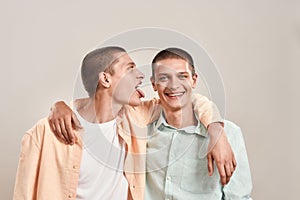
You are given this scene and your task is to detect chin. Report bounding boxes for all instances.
[169,106,183,112]
[161,103,181,112]
[128,99,142,107]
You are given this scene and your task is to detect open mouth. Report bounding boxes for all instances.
[135,84,145,98]
[165,92,185,98]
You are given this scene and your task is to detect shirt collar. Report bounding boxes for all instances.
[155,111,208,137]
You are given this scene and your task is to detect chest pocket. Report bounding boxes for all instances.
[181,158,219,194]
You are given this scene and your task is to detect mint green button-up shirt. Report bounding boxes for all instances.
[145,113,252,200]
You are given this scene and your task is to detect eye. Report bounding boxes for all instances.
[158,75,168,82]
[178,74,188,80]
[127,65,135,70]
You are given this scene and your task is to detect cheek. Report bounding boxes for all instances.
[113,82,135,100]
[116,75,135,89]
[180,80,194,90]
[155,85,165,95]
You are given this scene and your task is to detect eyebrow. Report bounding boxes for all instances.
[127,62,136,66]
[158,72,189,76]
[157,73,169,76]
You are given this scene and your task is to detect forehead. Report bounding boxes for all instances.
[114,52,133,64]
[111,52,135,71]
[154,58,192,74]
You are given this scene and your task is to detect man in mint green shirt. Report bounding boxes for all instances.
[145,48,252,199]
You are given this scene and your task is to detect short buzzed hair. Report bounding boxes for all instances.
[151,47,195,78]
[81,46,126,97]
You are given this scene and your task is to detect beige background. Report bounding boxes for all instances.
[1,0,300,199]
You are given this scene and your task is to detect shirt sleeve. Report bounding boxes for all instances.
[13,131,41,200]
[192,93,223,128]
[222,124,253,200]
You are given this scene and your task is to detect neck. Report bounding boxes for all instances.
[76,91,123,123]
[163,104,197,129]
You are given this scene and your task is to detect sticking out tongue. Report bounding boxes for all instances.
[136,89,145,98]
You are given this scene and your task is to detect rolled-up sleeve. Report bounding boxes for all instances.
[192,93,223,128]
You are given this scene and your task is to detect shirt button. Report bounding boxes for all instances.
[73,165,77,169]
[167,176,171,181]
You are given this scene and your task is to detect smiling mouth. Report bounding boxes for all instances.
[165,92,185,97]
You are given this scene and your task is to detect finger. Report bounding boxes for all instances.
[233,154,237,169]
[226,176,230,185]
[49,120,56,133]
[217,163,227,186]
[64,116,74,145]
[230,161,235,174]
[54,120,64,142]
[48,115,53,125]
[225,163,232,184]
[59,119,71,144]
[72,113,82,129]
[207,154,214,176]
[48,116,55,131]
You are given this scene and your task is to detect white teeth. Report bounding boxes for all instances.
[167,92,184,97]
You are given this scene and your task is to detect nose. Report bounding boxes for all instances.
[167,76,180,90]
[136,68,145,80]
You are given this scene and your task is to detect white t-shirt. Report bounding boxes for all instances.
[75,110,128,200]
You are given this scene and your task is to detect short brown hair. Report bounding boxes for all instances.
[151,47,195,78]
[81,46,126,97]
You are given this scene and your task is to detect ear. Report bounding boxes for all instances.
[150,76,157,91]
[191,73,198,89]
[98,72,111,88]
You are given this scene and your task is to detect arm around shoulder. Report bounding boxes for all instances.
[125,98,162,127]
[192,93,223,128]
